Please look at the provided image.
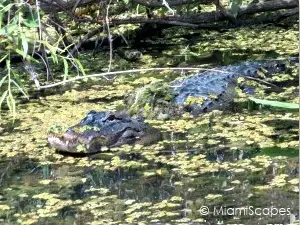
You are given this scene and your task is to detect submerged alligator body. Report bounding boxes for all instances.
[171,57,298,115]
[48,111,161,153]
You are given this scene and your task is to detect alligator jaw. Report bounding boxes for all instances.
[47,133,79,152]
[47,130,109,154]
[47,111,162,155]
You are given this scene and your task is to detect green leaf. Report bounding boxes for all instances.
[63,58,69,81]
[14,48,26,58]
[0,3,13,13]
[21,36,29,59]
[6,58,10,68]
[0,11,3,29]
[0,54,8,63]
[24,54,39,63]
[0,23,18,35]
[249,97,299,109]
[41,40,63,64]
[10,78,29,99]
[74,58,86,76]
[23,11,39,28]
[14,49,38,64]
[0,74,8,88]
[0,90,8,109]
[23,19,39,28]
[6,93,16,119]
[0,90,8,119]
[50,54,58,64]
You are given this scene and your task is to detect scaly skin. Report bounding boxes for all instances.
[171,58,296,114]
[48,111,161,154]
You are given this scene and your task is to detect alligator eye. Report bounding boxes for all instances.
[276,63,285,69]
[126,135,136,140]
[107,114,118,121]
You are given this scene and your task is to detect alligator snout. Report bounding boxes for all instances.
[48,111,161,154]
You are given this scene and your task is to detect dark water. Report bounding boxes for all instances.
[0,143,298,224]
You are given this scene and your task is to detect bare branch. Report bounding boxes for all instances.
[37,67,241,90]
[37,67,237,90]
[132,0,214,7]
[69,26,104,56]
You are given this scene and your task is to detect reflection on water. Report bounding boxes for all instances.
[0,147,298,225]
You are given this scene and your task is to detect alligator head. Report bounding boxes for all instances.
[48,111,161,154]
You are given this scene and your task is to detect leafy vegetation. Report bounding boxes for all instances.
[0,1,85,119]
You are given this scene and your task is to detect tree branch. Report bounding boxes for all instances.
[132,0,214,7]
[239,0,298,14]
[74,0,298,25]
[39,0,103,12]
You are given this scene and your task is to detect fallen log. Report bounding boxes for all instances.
[75,0,298,26]
[39,0,102,12]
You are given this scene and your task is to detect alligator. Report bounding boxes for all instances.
[48,57,297,153]
[48,111,161,154]
[170,57,298,115]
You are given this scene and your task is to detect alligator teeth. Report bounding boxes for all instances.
[101,146,109,151]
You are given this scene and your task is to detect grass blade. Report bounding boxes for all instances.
[249,97,299,109]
